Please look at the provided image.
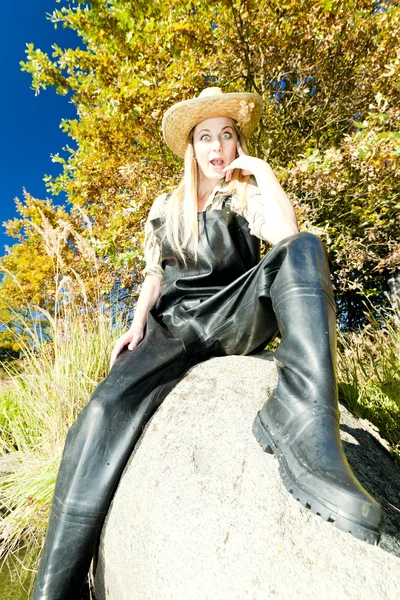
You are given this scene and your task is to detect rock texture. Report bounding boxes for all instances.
[94,353,400,600]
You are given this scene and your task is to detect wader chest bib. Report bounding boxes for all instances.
[150,200,278,355]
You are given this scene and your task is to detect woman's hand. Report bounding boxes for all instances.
[224,141,299,246]
[109,323,144,369]
[223,142,267,182]
[109,275,161,369]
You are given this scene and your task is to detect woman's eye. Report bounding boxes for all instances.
[199,132,232,141]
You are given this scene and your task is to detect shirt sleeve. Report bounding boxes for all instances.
[242,180,268,241]
[142,193,168,280]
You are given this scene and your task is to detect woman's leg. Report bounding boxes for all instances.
[33,314,206,600]
[253,233,382,544]
[197,232,383,543]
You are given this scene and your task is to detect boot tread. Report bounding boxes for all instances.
[252,412,382,546]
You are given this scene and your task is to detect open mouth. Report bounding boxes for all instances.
[210,159,224,168]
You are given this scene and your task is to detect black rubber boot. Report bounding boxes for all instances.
[31,500,100,599]
[252,233,383,544]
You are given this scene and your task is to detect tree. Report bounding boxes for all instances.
[1,0,399,341]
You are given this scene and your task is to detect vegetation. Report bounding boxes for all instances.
[0,291,123,593]
[0,0,399,590]
[0,215,124,591]
[337,308,400,462]
[1,0,399,351]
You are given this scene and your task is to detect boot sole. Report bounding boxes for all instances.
[252,411,382,545]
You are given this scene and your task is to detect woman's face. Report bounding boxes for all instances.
[193,117,238,182]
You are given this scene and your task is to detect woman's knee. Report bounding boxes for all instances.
[283,231,325,251]
[298,231,326,248]
[281,231,329,265]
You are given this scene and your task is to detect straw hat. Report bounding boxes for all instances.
[162,87,263,158]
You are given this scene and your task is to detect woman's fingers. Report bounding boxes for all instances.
[223,145,259,179]
[128,332,143,351]
[223,163,233,181]
[110,338,125,368]
[110,328,145,369]
[223,156,250,180]
[222,159,237,174]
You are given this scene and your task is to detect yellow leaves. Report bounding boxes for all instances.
[5,0,400,313]
[286,89,399,295]
[380,64,396,78]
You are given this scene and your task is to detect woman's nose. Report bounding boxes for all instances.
[211,138,222,151]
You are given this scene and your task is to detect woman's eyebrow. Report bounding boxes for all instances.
[196,126,234,135]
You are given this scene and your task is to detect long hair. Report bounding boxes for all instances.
[164,121,250,264]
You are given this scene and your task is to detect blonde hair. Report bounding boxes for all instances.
[164,121,250,265]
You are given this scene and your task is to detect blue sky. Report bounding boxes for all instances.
[1,1,81,255]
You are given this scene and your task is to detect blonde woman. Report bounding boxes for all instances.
[33,88,382,599]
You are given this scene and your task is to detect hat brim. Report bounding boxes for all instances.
[162,92,263,158]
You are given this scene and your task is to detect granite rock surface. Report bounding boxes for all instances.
[94,353,400,600]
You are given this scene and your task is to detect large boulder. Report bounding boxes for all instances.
[94,353,400,600]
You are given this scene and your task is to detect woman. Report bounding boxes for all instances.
[33,87,382,600]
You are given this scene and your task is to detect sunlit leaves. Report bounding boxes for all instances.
[1,0,399,344]
[285,93,400,295]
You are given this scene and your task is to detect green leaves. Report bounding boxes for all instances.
[285,96,400,301]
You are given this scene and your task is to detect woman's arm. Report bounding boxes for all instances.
[253,163,299,246]
[223,143,299,246]
[110,275,161,367]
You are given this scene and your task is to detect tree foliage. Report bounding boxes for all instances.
[1,0,399,348]
[284,93,400,302]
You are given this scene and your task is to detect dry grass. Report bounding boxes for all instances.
[0,211,126,593]
[337,308,400,462]
[0,300,124,593]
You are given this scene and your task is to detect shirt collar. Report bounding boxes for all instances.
[203,180,231,209]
